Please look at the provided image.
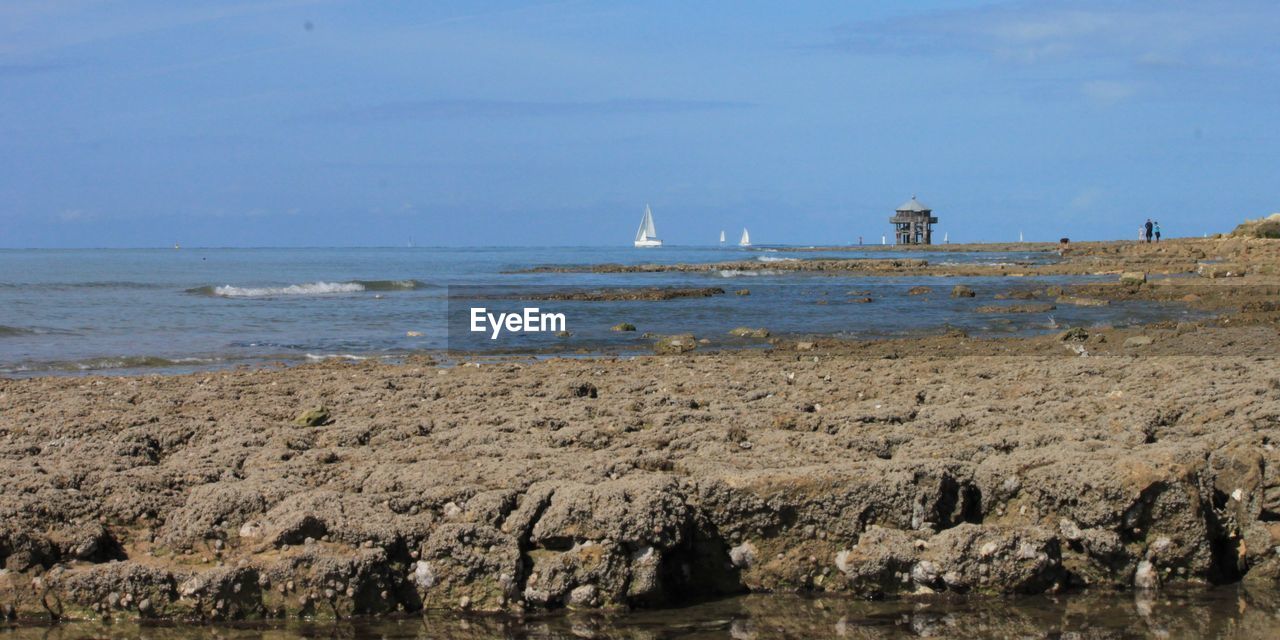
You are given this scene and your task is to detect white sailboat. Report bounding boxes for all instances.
[633,204,662,248]
[719,230,726,245]
[738,228,751,247]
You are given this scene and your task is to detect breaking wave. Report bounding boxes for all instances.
[717,269,779,278]
[2,355,226,374]
[304,353,370,362]
[756,256,798,263]
[187,279,427,298]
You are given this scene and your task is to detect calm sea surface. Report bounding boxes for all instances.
[0,246,1195,375]
[0,589,1274,639]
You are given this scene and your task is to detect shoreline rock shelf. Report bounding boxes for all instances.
[2,329,1280,621]
[509,237,1280,281]
[520,287,727,302]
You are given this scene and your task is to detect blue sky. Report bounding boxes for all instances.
[2,0,1278,247]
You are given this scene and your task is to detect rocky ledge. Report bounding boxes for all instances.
[2,332,1280,622]
[518,287,727,301]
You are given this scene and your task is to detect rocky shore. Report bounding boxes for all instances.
[518,287,727,302]
[2,236,1280,625]
[2,325,1279,622]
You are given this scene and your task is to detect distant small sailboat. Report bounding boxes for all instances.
[634,204,662,248]
[173,243,181,250]
[738,228,751,247]
[943,232,949,244]
[1019,231,1024,242]
[719,230,726,245]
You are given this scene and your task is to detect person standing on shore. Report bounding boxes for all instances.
[1154,221,1162,242]
[1144,219,1154,243]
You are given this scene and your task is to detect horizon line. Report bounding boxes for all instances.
[0,236,1210,251]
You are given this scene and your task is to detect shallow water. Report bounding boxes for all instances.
[0,246,1196,375]
[2,588,1277,639]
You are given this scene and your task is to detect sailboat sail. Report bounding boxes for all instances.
[719,230,725,244]
[634,205,662,247]
[739,228,751,247]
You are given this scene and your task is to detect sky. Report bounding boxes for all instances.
[1,0,1278,247]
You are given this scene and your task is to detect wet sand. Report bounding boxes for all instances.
[2,236,1280,626]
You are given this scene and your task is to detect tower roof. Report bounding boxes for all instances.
[896,195,930,212]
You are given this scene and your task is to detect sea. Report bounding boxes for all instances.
[0,246,1197,376]
[0,589,1272,639]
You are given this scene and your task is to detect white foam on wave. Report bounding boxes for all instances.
[756,256,797,263]
[717,269,780,277]
[213,282,366,297]
[2,355,226,374]
[304,353,369,362]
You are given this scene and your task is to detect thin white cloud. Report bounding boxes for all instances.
[822,0,1280,70]
[814,1,1280,106]
[57,208,94,222]
[1080,80,1138,106]
[1069,187,1104,210]
[0,60,79,76]
[0,0,332,56]
[292,98,755,124]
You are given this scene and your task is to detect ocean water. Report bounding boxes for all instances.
[0,588,1274,638]
[0,246,1193,375]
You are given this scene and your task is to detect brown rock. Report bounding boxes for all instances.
[293,407,330,427]
[1056,296,1110,307]
[975,303,1056,314]
[1197,263,1246,278]
[653,334,698,354]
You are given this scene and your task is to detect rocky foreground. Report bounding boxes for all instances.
[2,320,1280,623]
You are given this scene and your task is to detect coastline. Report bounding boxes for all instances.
[9,0,1279,632]
[516,236,1280,280]
[2,236,1279,624]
